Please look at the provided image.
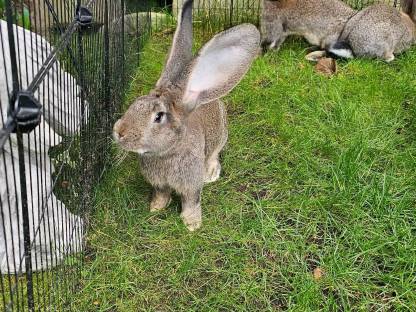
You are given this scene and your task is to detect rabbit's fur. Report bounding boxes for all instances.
[262,0,416,62]
[329,1,416,62]
[113,0,260,231]
[261,0,355,53]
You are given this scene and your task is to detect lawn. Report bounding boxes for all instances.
[75,32,416,311]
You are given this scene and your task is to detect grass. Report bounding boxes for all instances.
[74,32,416,311]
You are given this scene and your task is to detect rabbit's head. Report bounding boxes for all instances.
[113,0,260,155]
[113,92,185,155]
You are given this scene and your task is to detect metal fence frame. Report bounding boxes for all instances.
[0,0,404,310]
[0,0,149,310]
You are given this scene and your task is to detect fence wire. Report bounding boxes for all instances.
[0,0,405,310]
[0,0,148,310]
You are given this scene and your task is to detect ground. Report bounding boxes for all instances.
[75,32,416,311]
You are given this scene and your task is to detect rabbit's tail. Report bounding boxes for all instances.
[401,0,416,22]
[327,41,354,59]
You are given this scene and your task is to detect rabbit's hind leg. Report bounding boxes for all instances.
[204,153,221,183]
[305,50,327,62]
[383,51,395,62]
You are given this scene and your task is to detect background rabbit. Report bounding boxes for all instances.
[113,0,260,231]
[329,0,416,62]
[260,0,356,57]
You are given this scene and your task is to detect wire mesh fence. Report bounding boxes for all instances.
[136,0,402,40]
[0,0,149,310]
[0,0,406,310]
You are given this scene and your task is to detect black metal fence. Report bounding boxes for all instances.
[0,0,148,310]
[121,0,402,45]
[0,0,404,310]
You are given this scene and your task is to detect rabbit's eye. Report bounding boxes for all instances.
[154,112,165,123]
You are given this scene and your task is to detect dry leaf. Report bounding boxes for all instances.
[315,57,337,77]
[313,267,324,280]
[61,181,70,188]
[93,300,100,306]
[161,28,175,35]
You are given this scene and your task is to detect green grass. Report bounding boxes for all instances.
[75,33,416,311]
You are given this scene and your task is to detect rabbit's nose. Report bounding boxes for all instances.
[113,120,126,140]
[114,130,125,140]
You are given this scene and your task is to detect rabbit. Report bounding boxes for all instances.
[113,0,260,231]
[260,0,356,58]
[328,0,416,62]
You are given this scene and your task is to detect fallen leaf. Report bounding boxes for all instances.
[236,184,248,193]
[313,267,324,280]
[161,27,175,35]
[61,181,70,188]
[251,189,268,200]
[93,300,99,306]
[315,57,337,77]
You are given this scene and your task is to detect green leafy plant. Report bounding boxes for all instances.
[0,0,31,30]
[19,6,30,29]
[0,0,5,14]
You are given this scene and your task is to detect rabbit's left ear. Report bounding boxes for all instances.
[156,0,194,88]
[181,24,260,112]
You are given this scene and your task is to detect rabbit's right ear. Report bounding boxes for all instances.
[156,0,194,87]
[181,24,260,113]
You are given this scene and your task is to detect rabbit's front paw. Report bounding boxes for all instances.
[181,211,202,232]
[383,52,395,63]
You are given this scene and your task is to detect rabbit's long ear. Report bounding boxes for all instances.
[156,0,193,87]
[181,24,260,113]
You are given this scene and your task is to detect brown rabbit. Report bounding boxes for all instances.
[329,1,416,62]
[113,0,260,231]
[260,0,355,56]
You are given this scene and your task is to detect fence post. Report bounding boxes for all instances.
[4,0,35,310]
[76,0,87,208]
[104,0,110,107]
[229,0,234,27]
[76,2,86,132]
[121,0,125,106]
[104,0,110,140]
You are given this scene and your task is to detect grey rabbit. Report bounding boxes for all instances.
[260,0,355,58]
[261,0,416,62]
[329,0,416,62]
[113,0,260,231]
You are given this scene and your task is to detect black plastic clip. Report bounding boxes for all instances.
[76,5,93,26]
[11,91,42,133]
